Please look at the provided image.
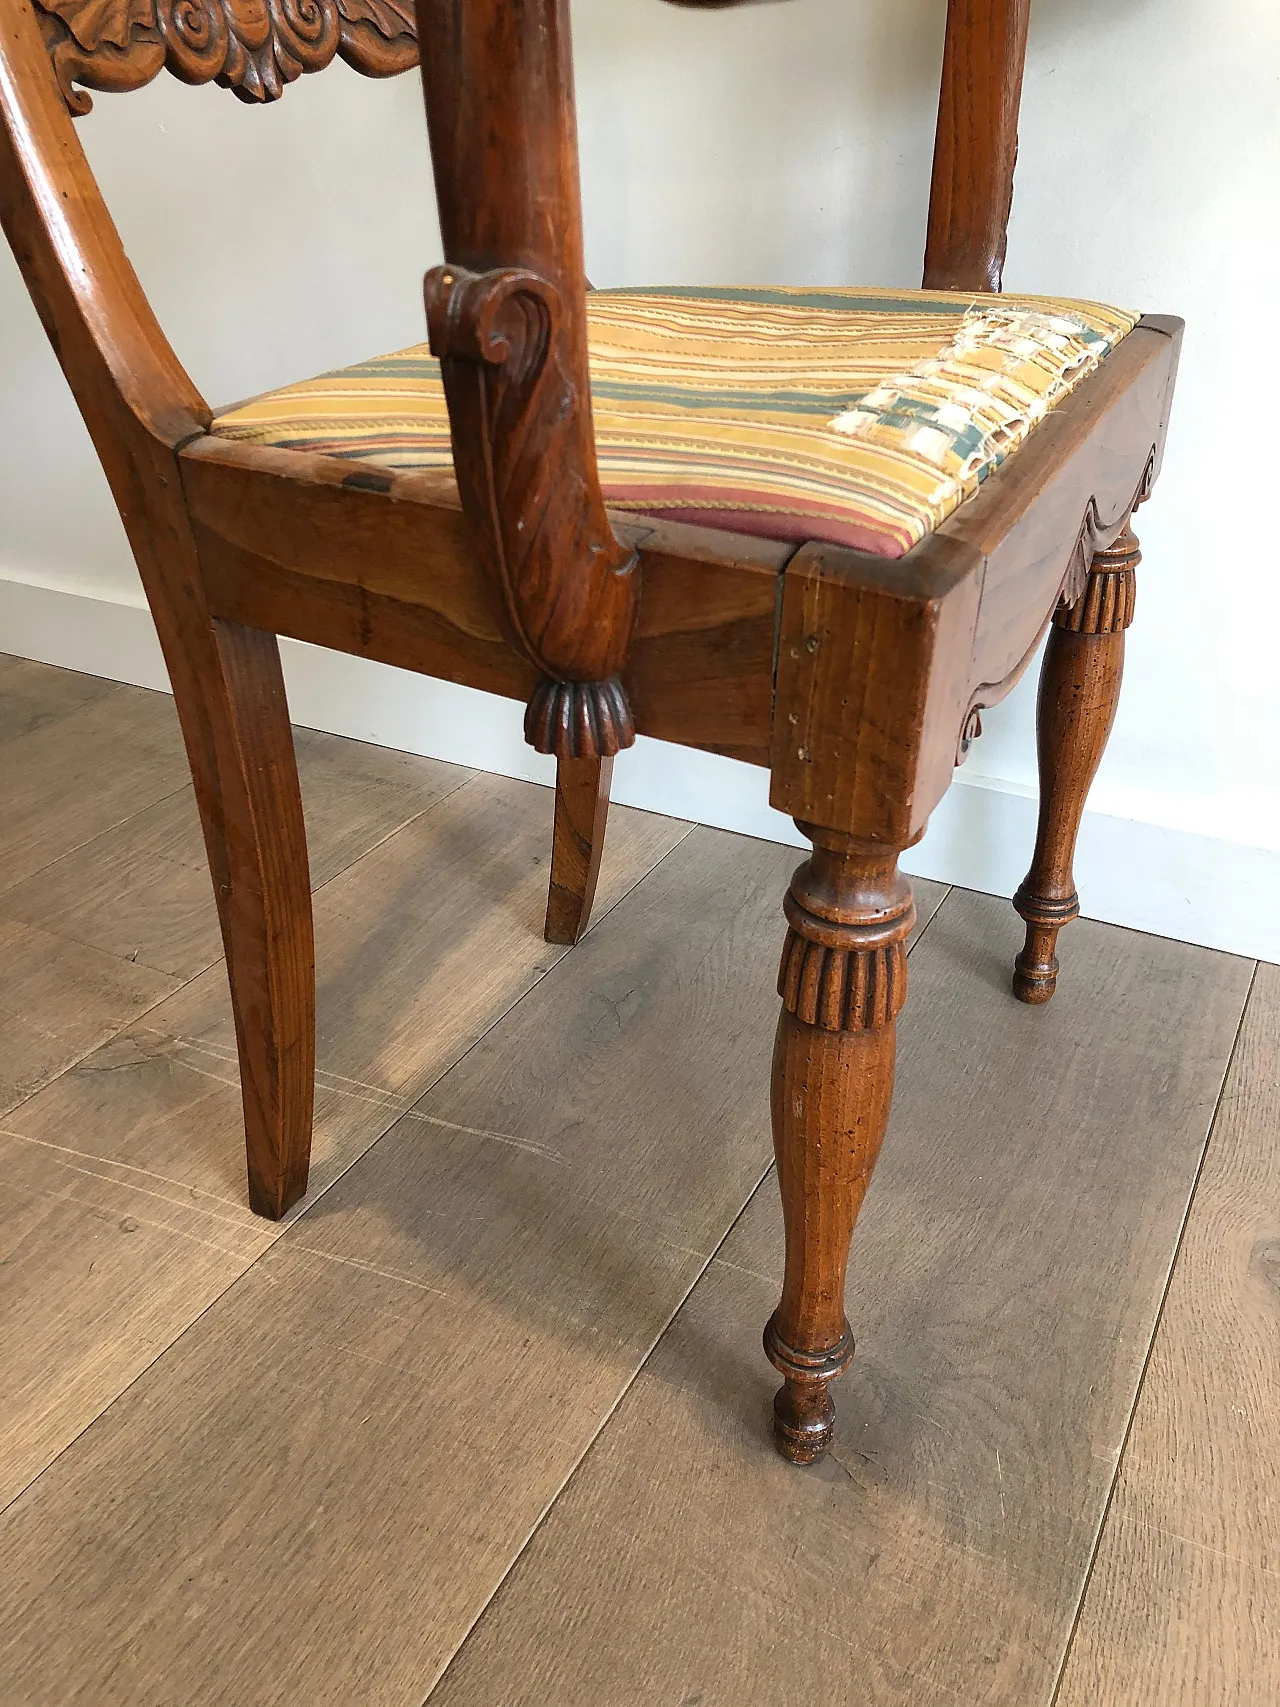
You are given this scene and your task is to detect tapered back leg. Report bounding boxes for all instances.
[544,753,613,946]
[124,437,316,1221]
[200,620,316,1218]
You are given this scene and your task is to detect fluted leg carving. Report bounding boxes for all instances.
[1013,523,1139,1003]
[766,827,915,1465]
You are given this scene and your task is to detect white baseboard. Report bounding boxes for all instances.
[3,574,1275,964]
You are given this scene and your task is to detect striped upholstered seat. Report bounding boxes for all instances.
[213,286,1137,560]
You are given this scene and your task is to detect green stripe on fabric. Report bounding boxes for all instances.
[595,285,1002,316]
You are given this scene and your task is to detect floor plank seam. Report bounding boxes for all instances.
[0,759,499,1160]
[0,756,479,980]
[1047,957,1261,1707]
[416,875,953,1707]
[0,813,696,1521]
[296,760,479,890]
[0,779,193,907]
[415,1162,783,1707]
[262,814,698,1224]
[0,946,206,1129]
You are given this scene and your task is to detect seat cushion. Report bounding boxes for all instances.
[212,285,1137,560]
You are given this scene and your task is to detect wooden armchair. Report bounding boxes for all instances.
[0,0,1181,1467]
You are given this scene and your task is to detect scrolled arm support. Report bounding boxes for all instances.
[418,1,640,759]
[425,263,639,730]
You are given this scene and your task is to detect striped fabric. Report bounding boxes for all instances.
[213,285,1138,559]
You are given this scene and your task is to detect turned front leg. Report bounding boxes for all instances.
[765,828,914,1465]
[1013,524,1139,1003]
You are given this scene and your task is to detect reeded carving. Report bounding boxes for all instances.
[767,828,912,1466]
[1055,526,1140,635]
[777,840,915,1034]
[425,263,638,698]
[525,676,634,761]
[779,905,908,1033]
[36,0,418,114]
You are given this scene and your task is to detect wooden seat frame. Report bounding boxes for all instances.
[0,0,1181,1466]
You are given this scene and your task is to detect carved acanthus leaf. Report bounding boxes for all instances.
[1056,449,1155,618]
[36,0,418,114]
[425,262,639,697]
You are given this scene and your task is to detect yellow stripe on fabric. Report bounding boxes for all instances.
[213,284,1139,557]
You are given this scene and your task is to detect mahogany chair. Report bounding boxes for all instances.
[0,0,1180,1466]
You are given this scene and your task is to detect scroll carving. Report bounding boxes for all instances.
[956,704,984,765]
[36,0,418,113]
[425,262,640,753]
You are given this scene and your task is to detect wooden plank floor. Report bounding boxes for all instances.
[1055,960,1279,1707]
[0,657,1272,1706]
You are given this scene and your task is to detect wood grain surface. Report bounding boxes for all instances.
[0,915,178,1116]
[0,1121,272,1509]
[0,726,473,980]
[1055,961,1279,1707]
[0,830,944,1706]
[0,828,795,1704]
[0,765,686,1512]
[424,893,1252,1707]
[0,682,189,893]
[0,653,119,747]
[1,663,1264,1703]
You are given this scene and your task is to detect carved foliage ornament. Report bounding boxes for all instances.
[425,263,640,737]
[36,0,418,113]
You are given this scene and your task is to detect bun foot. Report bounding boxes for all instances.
[764,1312,854,1467]
[1012,884,1078,1006]
[1013,924,1060,1004]
[771,1379,837,1465]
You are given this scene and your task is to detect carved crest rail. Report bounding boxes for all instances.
[36,0,418,112]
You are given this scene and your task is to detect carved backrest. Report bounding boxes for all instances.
[11,0,1034,756]
[35,0,418,113]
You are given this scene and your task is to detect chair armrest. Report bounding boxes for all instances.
[417,0,639,692]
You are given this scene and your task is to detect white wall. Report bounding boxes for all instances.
[2,0,1278,959]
